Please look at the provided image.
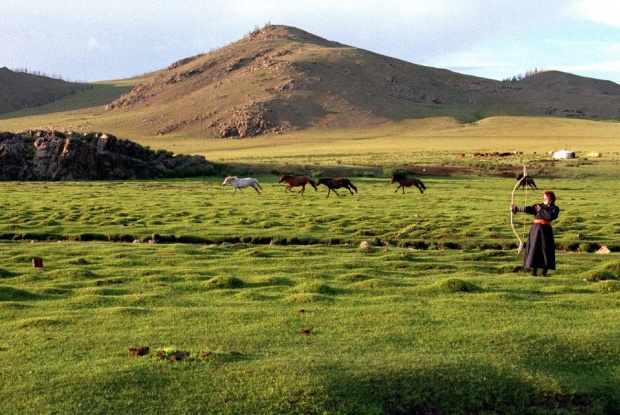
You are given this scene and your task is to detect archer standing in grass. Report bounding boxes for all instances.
[511,191,560,276]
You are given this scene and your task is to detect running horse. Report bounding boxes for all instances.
[391,173,426,194]
[316,177,358,198]
[516,173,538,190]
[222,176,263,195]
[277,175,317,195]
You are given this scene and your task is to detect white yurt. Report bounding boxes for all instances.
[552,149,577,159]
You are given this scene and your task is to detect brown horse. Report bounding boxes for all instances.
[316,177,358,198]
[277,175,317,195]
[391,173,426,194]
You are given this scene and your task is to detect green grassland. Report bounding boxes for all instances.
[3,95,620,413]
[2,167,620,414]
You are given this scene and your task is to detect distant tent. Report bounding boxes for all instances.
[553,149,576,159]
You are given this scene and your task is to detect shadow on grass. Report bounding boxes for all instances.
[322,361,620,414]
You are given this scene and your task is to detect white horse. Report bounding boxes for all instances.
[222,176,263,195]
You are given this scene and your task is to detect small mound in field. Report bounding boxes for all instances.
[46,268,98,280]
[431,278,481,293]
[352,278,390,289]
[581,262,620,282]
[0,286,42,301]
[294,282,335,295]
[338,272,371,282]
[205,276,244,290]
[256,276,292,287]
[593,280,620,293]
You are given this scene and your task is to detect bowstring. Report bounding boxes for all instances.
[520,165,528,250]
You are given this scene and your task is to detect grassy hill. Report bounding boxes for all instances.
[0,67,90,113]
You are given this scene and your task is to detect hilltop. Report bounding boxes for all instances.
[2,25,620,140]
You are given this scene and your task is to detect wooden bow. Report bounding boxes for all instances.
[510,165,527,254]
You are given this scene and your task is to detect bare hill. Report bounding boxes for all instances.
[0,67,89,113]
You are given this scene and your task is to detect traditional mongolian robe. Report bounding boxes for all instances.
[515,203,560,271]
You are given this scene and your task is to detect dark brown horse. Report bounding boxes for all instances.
[516,173,538,190]
[391,173,426,194]
[316,177,358,198]
[277,175,317,195]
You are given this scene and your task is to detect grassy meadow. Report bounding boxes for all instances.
[2,164,620,414]
[2,105,620,413]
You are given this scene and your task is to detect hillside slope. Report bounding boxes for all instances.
[102,25,620,138]
[0,67,88,113]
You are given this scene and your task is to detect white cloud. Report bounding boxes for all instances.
[87,37,102,51]
[559,60,620,73]
[568,0,620,27]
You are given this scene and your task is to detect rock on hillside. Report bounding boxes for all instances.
[0,130,213,181]
[103,25,620,139]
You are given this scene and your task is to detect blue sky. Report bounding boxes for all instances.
[2,0,619,84]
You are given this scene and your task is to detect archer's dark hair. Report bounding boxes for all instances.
[544,191,556,203]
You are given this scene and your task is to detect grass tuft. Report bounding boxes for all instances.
[204,276,244,290]
[295,282,335,295]
[431,278,481,293]
[46,268,98,280]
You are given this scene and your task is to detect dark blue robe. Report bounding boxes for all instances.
[517,204,560,270]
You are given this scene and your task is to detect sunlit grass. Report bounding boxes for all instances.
[1,239,619,414]
[2,111,620,412]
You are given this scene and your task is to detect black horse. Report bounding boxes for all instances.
[316,177,358,198]
[517,173,538,190]
[391,173,426,194]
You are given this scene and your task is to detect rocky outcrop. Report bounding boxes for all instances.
[0,130,213,181]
